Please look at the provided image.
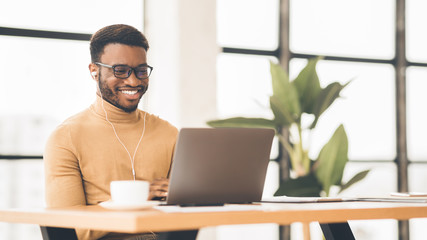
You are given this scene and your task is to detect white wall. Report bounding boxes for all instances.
[144,0,218,129]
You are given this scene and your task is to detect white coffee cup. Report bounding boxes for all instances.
[110,180,150,205]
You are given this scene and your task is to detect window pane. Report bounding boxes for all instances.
[350,220,398,240]
[407,0,427,63]
[217,0,279,50]
[408,164,427,192]
[0,0,143,33]
[407,67,427,161]
[0,36,96,155]
[290,59,396,161]
[290,0,394,59]
[0,160,44,240]
[410,219,427,240]
[217,224,278,240]
[217,53,274,119]
[216,53,279,159]
[340,162,397,196]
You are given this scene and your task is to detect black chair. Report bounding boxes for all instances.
[320,222,356,240]
[40,226,198,240]
[40,226,78,240]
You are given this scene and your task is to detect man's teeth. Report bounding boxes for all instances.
[121,90,138,95]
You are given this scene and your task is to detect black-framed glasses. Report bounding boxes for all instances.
[95,62,153,80]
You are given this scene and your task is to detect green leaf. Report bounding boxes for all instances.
[274,173,322,197]
[310,81,350,129]
[338,169,370,194]
[292,57,322,114]
[270,61,290,97]
[269,61,301,122]
[270,96,294,127]
[314,124,348,196]
[206,117,276,129]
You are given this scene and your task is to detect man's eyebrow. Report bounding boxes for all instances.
[112,63,148,67]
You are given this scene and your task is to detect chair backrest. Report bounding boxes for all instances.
[40,226,78,240]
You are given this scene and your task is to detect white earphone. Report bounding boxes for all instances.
[91,72,97,77]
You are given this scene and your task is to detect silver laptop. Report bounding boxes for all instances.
[166,128,275,206]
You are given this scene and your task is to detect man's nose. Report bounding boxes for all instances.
[124,70,141,86]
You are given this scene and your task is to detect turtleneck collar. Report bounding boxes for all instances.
[91,95,140,123]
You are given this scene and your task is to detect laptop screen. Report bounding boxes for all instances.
[166,128,275,206]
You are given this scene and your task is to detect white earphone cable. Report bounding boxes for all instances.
[97,81,146,180]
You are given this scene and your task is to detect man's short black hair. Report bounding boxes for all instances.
[90,24,149,63]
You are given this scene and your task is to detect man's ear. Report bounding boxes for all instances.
[88,63,98,81]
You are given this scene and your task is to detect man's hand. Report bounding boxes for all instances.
[149,178,169,200]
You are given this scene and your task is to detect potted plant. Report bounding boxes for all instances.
[207,57,369,198]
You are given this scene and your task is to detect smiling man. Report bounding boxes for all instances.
[92,44,150,113]
[44,24,177,240]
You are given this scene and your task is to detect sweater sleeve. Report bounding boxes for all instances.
[44,124,86,207]
[43,125,114,240]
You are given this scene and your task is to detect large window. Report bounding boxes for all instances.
[216,0,427,239]
[0,1,144,239]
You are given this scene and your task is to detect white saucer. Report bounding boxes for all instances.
[99,200,160,210]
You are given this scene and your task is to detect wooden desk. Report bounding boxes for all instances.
[1,201,427,239]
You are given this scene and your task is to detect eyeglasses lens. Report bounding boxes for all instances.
[135,67,150,79]
[113,66,131,78]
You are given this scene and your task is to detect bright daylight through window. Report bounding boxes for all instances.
[0,1,144,239]
[217,0,427,239]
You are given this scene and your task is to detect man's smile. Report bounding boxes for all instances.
[120,90,139,95]
[117,86,146,100]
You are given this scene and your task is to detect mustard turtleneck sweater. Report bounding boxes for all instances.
[44,95,178,240]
